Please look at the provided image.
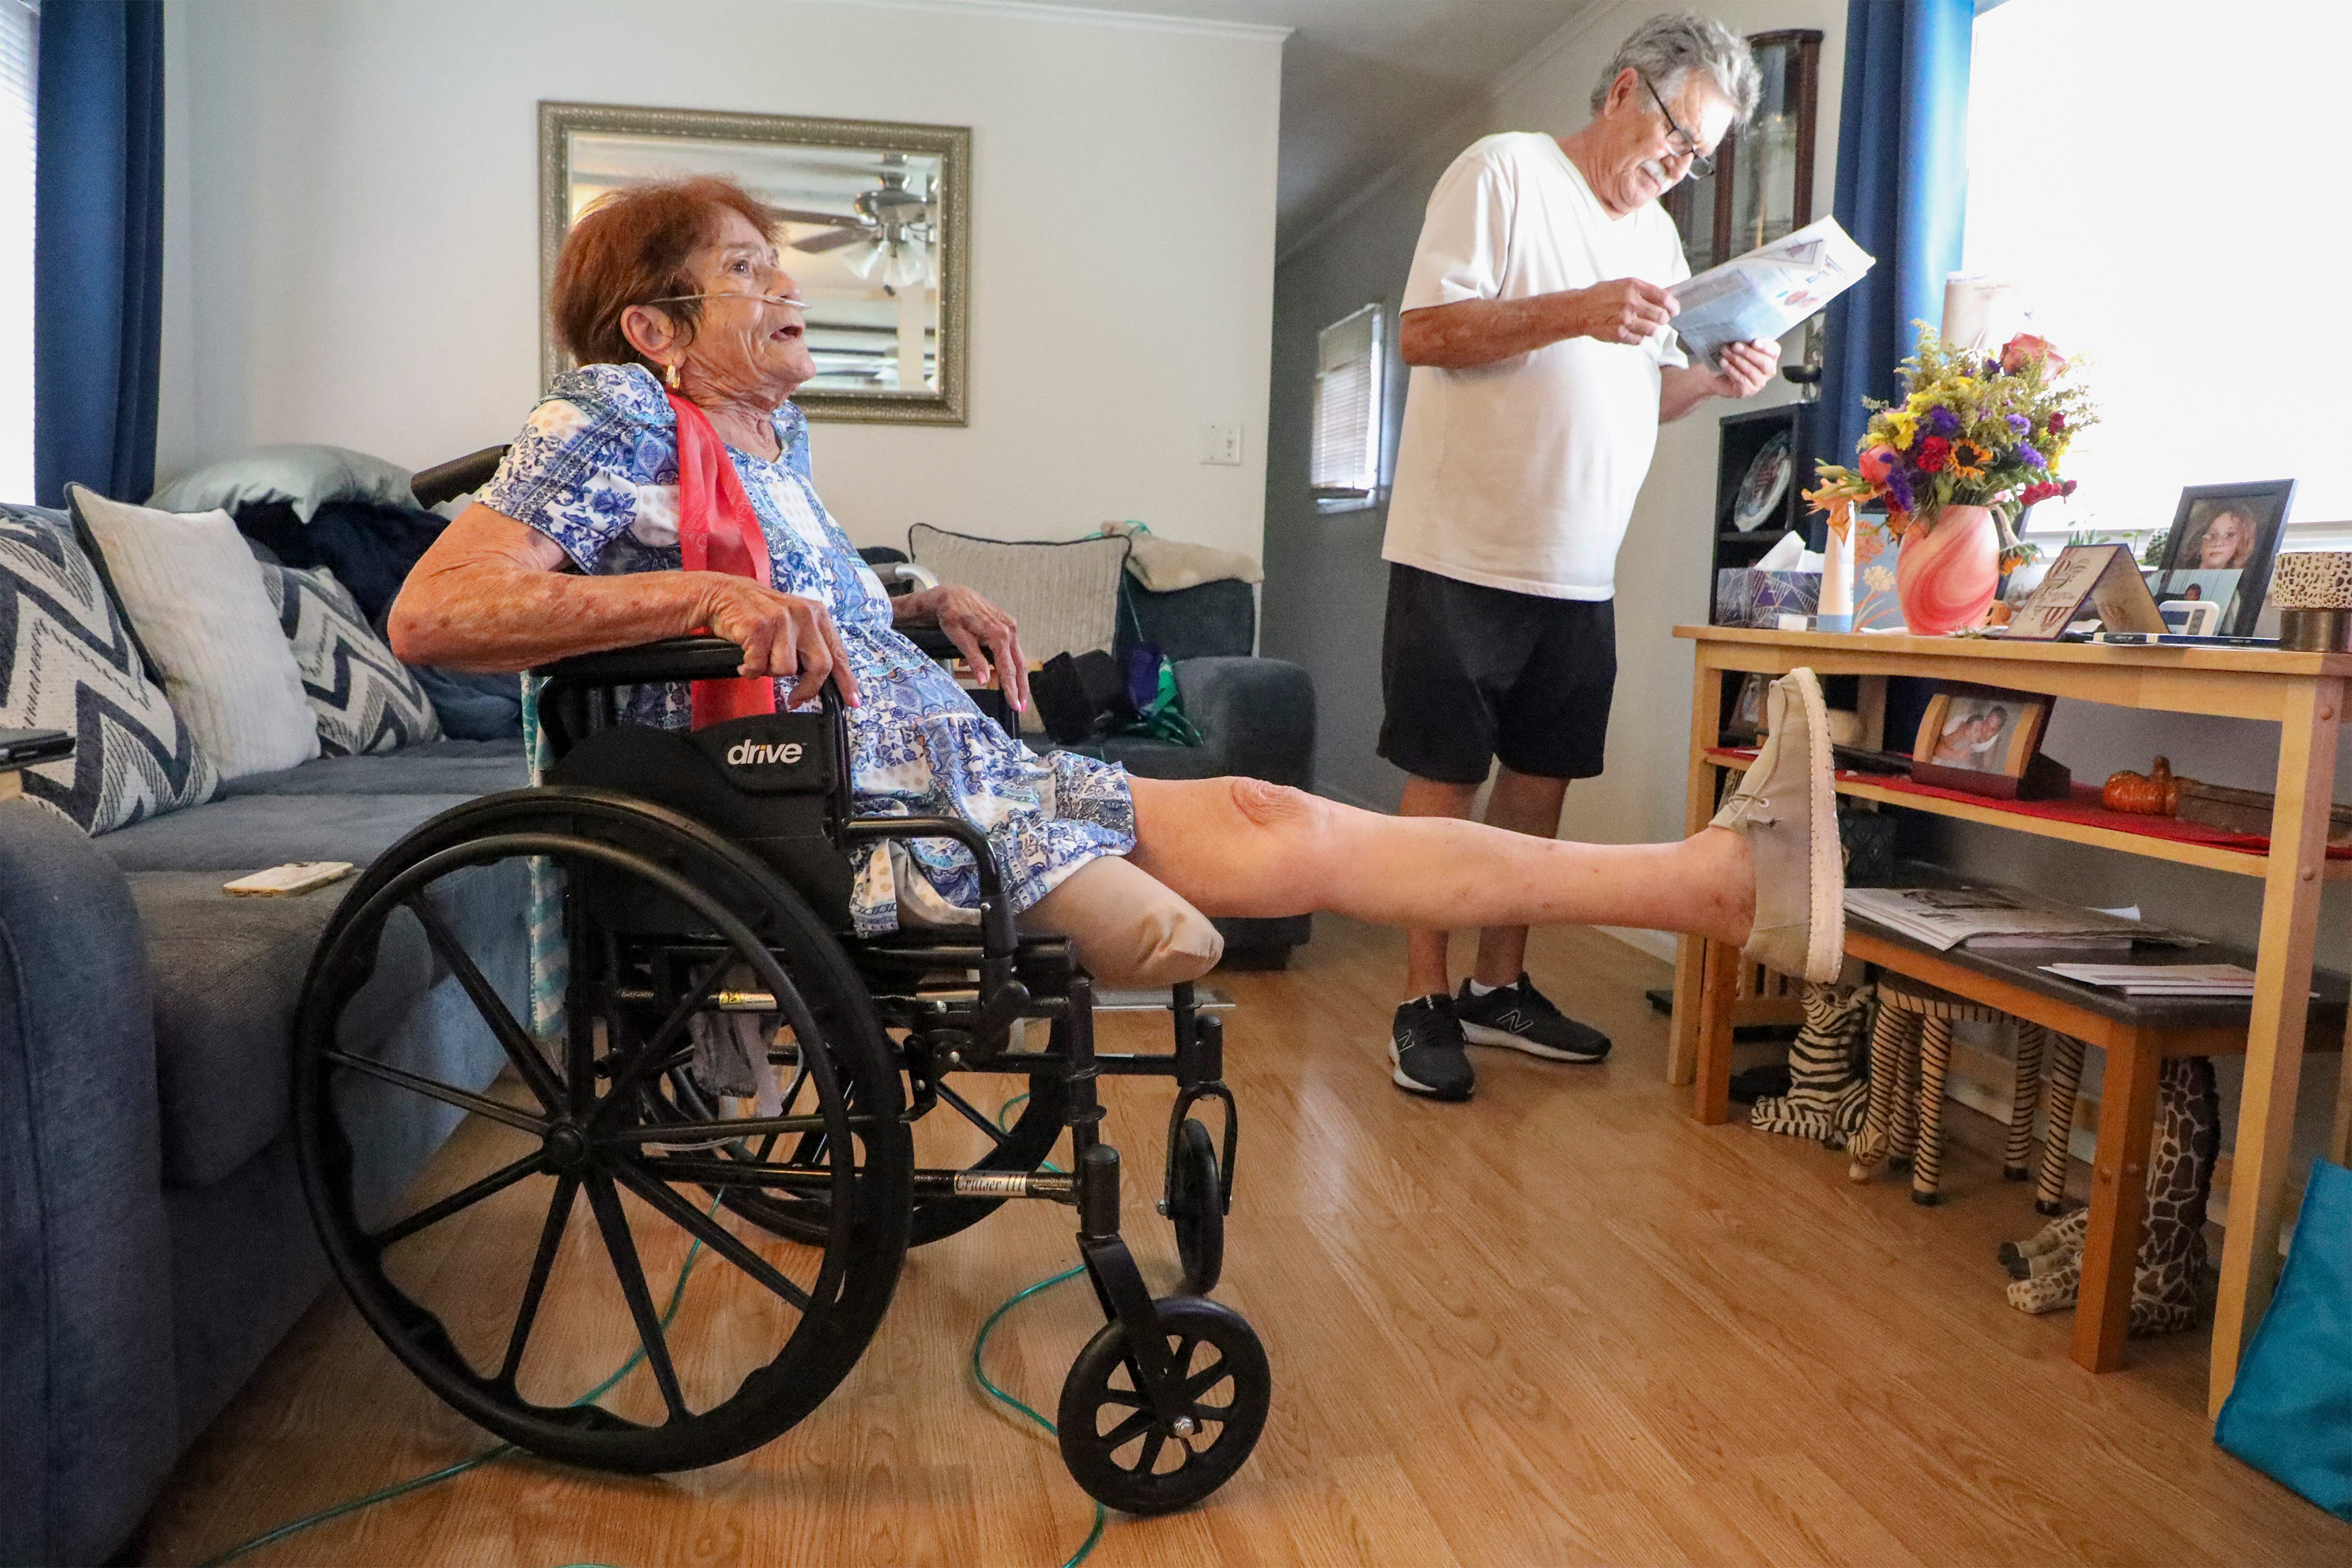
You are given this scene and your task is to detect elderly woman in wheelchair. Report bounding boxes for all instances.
[304,174,1838,1515]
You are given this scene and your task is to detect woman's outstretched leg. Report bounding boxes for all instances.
[1130,780,1757,941]
[1127,668,1845,983]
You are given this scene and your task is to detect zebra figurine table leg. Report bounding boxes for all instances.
[2005,1023,2047,1181]
[2035,1033,2088,1215]
[1911,1016,1956,1205]
[1890,1023,1923,1174]
[1849,1005,1918,1183]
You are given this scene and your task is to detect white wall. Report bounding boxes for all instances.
[156,0,1283,559]
[1263,0,1845,829]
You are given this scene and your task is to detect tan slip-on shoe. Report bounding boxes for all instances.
[1711,667,1844,982]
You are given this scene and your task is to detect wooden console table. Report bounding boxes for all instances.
[1671,625,2352,1412]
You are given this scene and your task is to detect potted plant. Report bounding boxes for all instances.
[1806,326,2098,634]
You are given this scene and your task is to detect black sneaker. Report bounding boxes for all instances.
[1453,974,1611,1063]
[1389,995,1474,1101]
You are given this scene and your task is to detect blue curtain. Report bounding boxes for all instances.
[1811,0,1974,480]
[34,0,166,508]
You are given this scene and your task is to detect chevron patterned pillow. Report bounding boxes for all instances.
[0,503,223,832]
[257,564,443,756]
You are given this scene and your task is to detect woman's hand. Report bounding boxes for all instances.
[897,584,1029,712]
[699,576,861,708]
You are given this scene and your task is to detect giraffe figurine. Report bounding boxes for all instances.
[2000,1056,2220,1334]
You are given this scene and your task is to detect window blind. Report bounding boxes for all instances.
[1310,303,1382,501]
[0,0,34,503]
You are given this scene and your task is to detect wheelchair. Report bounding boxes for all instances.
[290,632,1268,1516]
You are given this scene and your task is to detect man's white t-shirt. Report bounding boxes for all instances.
[1382,132,1690,601]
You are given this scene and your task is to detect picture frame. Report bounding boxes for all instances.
[1723,671,1771,744]
[538,102,972,426]
[2008,543,2167,640]
[1911,684,2067,800]
[2154,479,2296,638]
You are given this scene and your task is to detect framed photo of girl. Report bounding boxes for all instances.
[2154,479,2296,638]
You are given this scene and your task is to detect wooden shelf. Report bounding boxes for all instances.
[1703,747,2352,881]
[1679,620,2352,1414]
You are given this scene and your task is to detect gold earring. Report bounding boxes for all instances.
[665,361,682,390]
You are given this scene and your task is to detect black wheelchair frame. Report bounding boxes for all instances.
[290,635,1267,1515]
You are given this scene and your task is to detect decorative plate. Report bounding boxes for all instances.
[1733,431,1793,533]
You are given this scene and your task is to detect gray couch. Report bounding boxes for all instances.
[1084,575,1317,965]
[0,739,530,1567]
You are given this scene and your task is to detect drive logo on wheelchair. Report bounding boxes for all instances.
[693,714,837,796]
[725,739,805,767]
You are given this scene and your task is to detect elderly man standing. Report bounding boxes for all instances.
[1382,13,1782,1101]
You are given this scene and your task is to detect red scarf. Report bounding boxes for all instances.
[669,391,779,729]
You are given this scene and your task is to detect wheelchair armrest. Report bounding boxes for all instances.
[410,444,510,509]
[533,636,755,687]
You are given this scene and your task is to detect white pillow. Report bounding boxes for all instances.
[68,485,322,779]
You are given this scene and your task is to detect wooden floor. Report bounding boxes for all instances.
[141,919,2348,1567]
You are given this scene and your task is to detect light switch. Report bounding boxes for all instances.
[1201,423,1243,466]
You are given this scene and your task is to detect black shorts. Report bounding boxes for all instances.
[1378,563,1616,785]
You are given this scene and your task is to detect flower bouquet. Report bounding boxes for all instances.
[1806,326,2098,633]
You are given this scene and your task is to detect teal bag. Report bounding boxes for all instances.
[1111,650,1203,747]
[2215,1158,2352,1517]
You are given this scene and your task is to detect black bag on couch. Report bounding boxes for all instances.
[1031,649,1139,745]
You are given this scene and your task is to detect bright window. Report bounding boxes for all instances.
[1962,0,2352,543]
[0,0,32,504]
[1311,304,1383,508]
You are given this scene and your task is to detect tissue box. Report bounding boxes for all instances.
[1715,569,1819,628]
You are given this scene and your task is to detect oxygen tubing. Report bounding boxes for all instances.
[194,1099,1103,1568]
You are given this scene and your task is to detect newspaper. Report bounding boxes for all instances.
[1843,884,2193,954]
[1670,216,1875,365]
[2041,963,2259,997]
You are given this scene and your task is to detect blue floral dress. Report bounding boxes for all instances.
[483,362,1136,934]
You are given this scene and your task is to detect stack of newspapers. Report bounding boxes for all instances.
[1842,884,2195,954]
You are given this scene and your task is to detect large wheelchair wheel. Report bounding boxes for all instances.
[293,789,913,1474]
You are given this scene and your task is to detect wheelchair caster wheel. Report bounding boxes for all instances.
[1166,1117,1224,1295]
[1057,1295,1268,1517]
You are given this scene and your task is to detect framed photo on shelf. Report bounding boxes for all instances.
[2154,479,2296,638]
[1723,671,1771,743]
[1911,684,2067,799]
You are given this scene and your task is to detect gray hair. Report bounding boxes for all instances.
[1591,12,1762,126]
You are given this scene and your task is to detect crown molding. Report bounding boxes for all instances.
[807,0,1292,44]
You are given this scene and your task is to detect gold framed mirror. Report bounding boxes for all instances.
[538,101,971,425]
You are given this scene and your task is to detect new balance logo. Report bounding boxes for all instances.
[725,739,805,767]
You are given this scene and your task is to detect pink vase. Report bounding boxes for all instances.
[1896,504,2000,635]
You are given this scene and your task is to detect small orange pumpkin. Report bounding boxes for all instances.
[2102,756,2179,816]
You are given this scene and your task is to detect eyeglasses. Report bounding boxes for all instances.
[1640,74,1716,178]
[643,290,808,310]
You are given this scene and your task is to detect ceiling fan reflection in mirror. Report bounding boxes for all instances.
[777,154,938,292]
